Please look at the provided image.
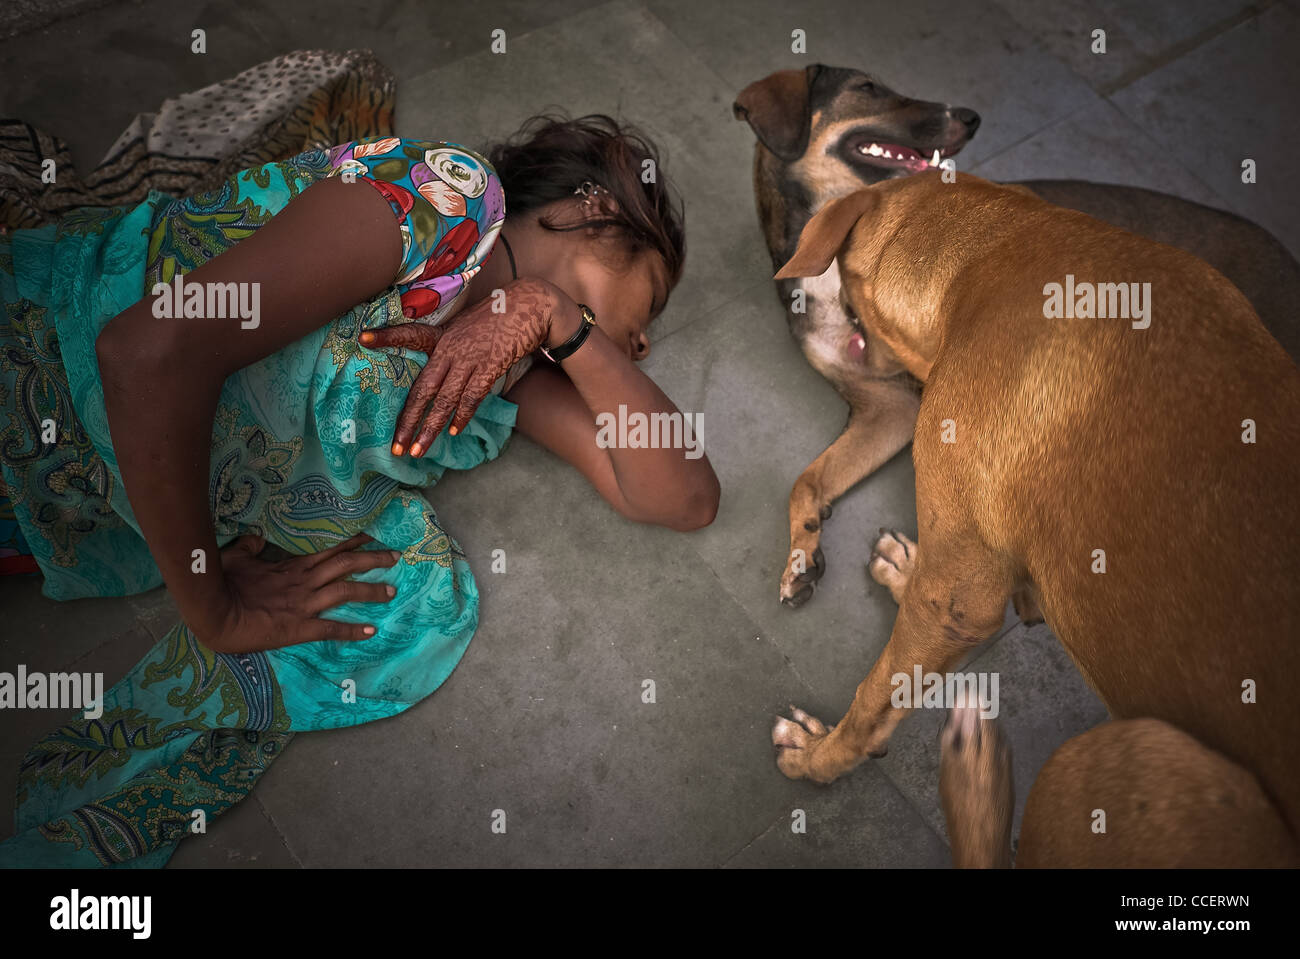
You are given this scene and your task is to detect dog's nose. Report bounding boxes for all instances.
[953,108,981,134]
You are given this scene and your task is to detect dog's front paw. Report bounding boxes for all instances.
[780,541,826,607]
[868,528,916,605]
[780,508,831,607]
[772,706,842,783]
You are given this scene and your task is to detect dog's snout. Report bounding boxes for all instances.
[953,108,980,134]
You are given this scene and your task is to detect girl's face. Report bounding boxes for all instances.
[567,242,672,362]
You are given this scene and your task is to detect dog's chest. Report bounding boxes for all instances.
[783,262,855,375]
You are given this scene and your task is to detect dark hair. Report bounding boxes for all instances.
[487,113,686,291]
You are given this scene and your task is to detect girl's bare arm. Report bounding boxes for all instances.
[96,175,406,652]
[505,308,719,532]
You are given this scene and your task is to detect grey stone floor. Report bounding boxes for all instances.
[1,0,1296,867]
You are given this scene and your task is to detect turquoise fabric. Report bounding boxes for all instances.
[0,142,513,866]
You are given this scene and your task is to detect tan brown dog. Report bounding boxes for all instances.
[768,172,1300,866]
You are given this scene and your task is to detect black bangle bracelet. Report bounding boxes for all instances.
[541,303,596,363]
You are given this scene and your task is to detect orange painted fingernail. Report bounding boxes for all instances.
[359,332,375,345]
[449,426,459,436]
[363,626,376,636]
[391,442,404,456]
[409,442,423,457]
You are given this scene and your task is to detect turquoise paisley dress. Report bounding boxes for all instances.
[0,136,519,867]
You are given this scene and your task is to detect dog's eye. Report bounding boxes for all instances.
[857,78,878,95]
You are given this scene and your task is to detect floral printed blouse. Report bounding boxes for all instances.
[325,137,534,393]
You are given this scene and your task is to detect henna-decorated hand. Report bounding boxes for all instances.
[360,278,572,456]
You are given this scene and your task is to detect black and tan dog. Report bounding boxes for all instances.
[769,174,1300,866]
[734,64,1300,608]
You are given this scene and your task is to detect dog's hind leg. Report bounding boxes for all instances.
[871,531,1045,626]
[1015,718,1299,868]
[780,376,919,606]
[775,503,1014,782]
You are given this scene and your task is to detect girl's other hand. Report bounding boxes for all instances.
[359,277,571,456]
[201,533,400,653]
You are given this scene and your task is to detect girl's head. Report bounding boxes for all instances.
[488,114,686,360]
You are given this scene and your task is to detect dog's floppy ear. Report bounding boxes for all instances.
[733,64,824,161]
[775,189,879,280]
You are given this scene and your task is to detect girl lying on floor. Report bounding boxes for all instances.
[0,114,717,866]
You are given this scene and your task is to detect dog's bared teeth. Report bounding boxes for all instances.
[930,149,941,167]
[862,143,883,157]
[882,149,893,158]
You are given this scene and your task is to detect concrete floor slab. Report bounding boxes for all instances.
[969,95,1224,207]
[1109,2,1300,252]
[645,0,1099,168]
[252,433,896,865]
[0,574,148,673]
[990,0,1257,93]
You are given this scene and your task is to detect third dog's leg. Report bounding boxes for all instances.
[774,519,1014,783]
[781,377,919,606]
[940,702,1014,868]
